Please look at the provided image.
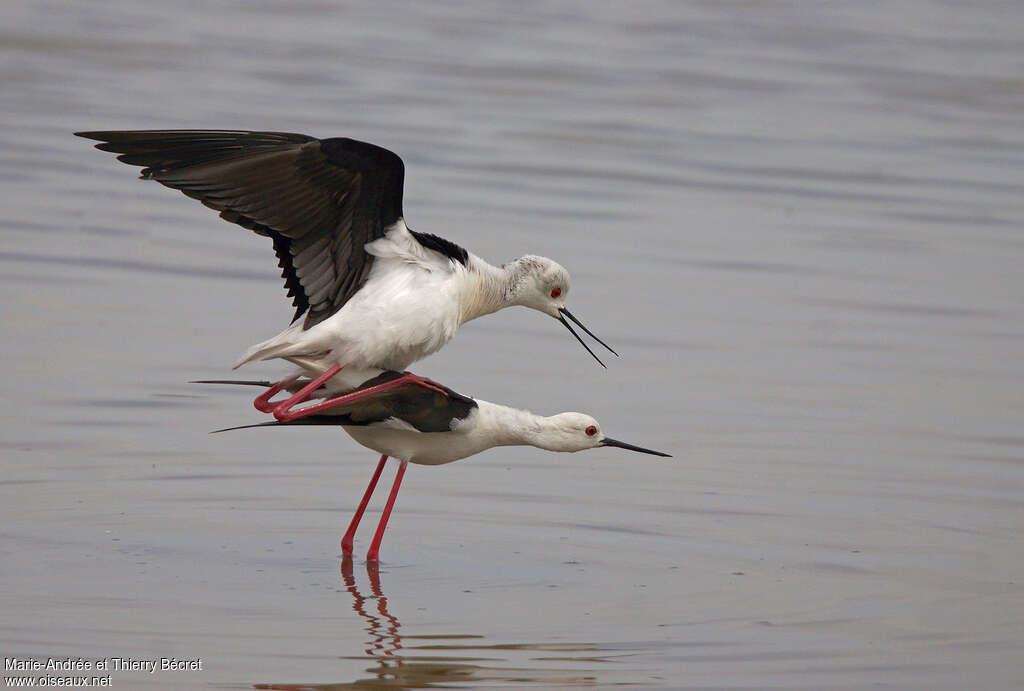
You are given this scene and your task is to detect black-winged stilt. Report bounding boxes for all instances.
[206,372,669,561]
[76,130,617,422]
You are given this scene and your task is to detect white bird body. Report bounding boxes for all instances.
[234,220,519,389]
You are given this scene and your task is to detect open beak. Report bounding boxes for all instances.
[599,437,672,457]
[558,307,618,368]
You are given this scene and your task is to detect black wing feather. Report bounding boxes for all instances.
[409,230,468,266]
[76,129,406,328]
[289,371,477,433]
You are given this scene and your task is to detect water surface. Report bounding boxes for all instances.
[2,1,1023,688]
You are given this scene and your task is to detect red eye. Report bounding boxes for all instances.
[550,288,562,298]
[585,425,597,436]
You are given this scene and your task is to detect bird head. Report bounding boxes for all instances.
[507,255,570,315]
[537,412,671,457]
[507,255,617,367]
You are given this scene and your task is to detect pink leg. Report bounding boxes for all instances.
[341,455,388,555]
[274,371,450,423]
[253,374,300,413]
[366,460,408,562]
[269,363,344,418]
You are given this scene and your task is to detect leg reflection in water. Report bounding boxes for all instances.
[340,555,403,663]
[253,557,610,689]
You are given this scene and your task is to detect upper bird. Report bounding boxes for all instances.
[76,130,617,420]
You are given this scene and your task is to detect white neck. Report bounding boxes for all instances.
[457,255,526,324]
[474,401,567,452]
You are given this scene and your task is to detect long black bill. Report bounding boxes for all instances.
[600,437,672,457]
[560,308,618,357]
[558,314,605,367]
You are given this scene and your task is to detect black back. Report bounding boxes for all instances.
[310,371,477,432]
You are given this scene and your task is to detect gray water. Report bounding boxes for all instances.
[2,1,1023,688]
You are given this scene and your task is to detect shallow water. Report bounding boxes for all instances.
[2,1,1023,688]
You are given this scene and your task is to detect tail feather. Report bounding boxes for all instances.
[211,417,341,433]
[196,379,342,432]
[191,379,274,387]
[233,337,292,369]
[232,324,328,369]
[211,421,281,433]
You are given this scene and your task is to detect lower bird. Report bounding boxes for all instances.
[78,130,617,422]
[204,372,669,561]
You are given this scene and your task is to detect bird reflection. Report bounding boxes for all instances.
[253,556,609,689]
[340,555,403,665]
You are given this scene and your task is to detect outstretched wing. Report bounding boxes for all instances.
[76,129,405,328]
